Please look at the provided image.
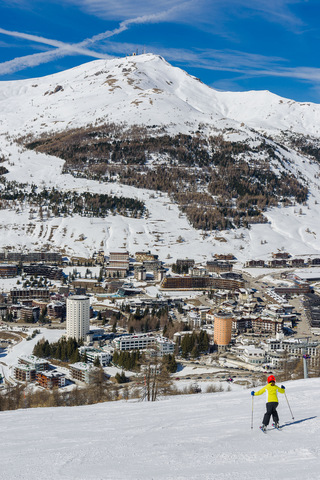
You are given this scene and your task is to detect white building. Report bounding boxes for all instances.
[187,311,202,328]
[18,354,49,371]
[113,334,175,355]
[69,362,98,384]
[79,346,112,366]
[66,295,90,341]
[155,337,175,355]
[239,346,266,365]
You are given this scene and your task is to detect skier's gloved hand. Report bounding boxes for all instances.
[251,391,255,396]
[281,385,285,389]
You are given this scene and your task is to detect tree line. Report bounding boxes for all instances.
[33,337,83,363]
[22,123,309,231]
[0,178,145,219]
[180,331,210,358]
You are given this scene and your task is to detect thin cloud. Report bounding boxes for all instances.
[0,49,73,75]
[0,28,111,59]
[63,0,190,21]
[199,0,305,30]
[65,0,306,31]
[252,66,320,82]
[101,41,285,71]
[0,4,186,75]
[101,41,320,86]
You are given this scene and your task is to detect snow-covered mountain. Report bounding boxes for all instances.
[1,377,320,480]
[1,53,320,137]
[1,53,320,262]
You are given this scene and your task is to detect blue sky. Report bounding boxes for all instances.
[1,0,320,102]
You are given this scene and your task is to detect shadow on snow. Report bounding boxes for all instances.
[282,416,317,428]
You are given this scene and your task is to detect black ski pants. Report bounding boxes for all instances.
[262,402,279,426]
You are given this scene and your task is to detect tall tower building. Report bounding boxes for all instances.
[213,313,233,351]
[66,295,90,341]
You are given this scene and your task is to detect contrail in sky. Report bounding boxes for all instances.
[0,5,183,75]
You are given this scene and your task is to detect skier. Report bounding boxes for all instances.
[251,375,285,431]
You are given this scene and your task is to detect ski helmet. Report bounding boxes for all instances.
[267,375,276,383]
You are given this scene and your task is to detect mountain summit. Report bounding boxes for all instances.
[1,53,320,138]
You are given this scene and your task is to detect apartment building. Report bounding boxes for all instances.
[135,251,159,262]
[36,371,66,389]
[79,346,112,366]
[66,295,90,341]
[0,264,17,277]
[14,364,36,382]
[10,288,51,302]
[113,334,174,355]
[69,362,98,384]
[18,354,50,371]
[213,313,233,350]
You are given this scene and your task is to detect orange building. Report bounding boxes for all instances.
[36,371,66,389]
[214,313,233,350]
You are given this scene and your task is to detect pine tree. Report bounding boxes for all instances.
[93,357,101,367]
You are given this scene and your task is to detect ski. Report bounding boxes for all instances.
[259,426,267,434]
[272,423,282,430]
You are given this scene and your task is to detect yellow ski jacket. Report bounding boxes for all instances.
[254,383,285,403]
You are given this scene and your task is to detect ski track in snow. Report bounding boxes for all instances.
[0,378,319,479]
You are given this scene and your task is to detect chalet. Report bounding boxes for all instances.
[206,260,233,273]
[135,251,159,262]
[287,258,305,267]
[176,259,195,268]
[272,252,290,259]
[214,254,235,260]
[244,260,265,268]
[267,259,287,268]
[309,257,320,266]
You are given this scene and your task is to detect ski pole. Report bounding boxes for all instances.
[284,391,294,420]
[251,395,254,429]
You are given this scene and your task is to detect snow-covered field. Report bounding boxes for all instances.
[1,377,319,480]
[0,326,64,379]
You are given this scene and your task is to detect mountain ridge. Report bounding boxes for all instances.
[1,53,320,139]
